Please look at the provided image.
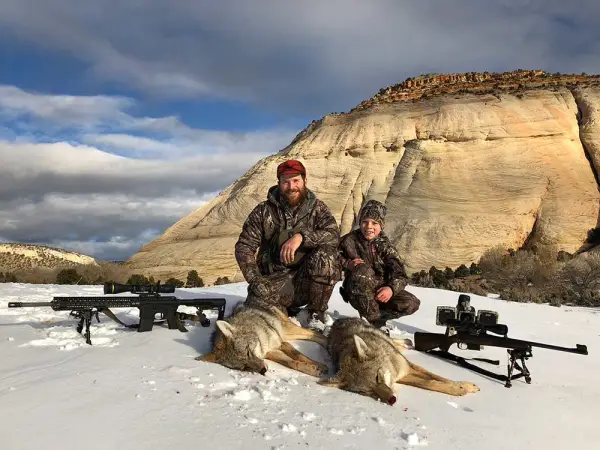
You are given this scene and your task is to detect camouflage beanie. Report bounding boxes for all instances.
[358,199,387,228]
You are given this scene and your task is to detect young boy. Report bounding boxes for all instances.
[338,199,421,330]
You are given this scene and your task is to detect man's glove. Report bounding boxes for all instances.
[248,277,271,298]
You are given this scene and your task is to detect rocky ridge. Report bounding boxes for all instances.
[355,69,600,109]
[0,243,98,273]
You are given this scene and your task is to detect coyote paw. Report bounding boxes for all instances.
[393,338,414,350]
[298,361,329,377]
[315,362,329,376]
[457,382,480,394]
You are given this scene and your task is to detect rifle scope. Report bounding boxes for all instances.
[103,282,176,295]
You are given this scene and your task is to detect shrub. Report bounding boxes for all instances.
[454,264,471,278]
[5,272,18,282]
[469,262,482,275]
[444,267,455,279]
[552,253,600,307]
[165,277,185,288]
[127,274,151,285]
[186,270,204,288]
[0,271,18,282]
[215,276,231,285]
[56,268,85,285]
[478,245,558,291]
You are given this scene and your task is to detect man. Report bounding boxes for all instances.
[338,199,420,331]
[234,159,341,325]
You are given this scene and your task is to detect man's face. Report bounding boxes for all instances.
[278,173,306,206]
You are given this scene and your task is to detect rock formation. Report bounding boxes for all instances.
[126,70,600,284]
[0,243,98,273]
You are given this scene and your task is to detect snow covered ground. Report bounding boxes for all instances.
[1,281,598,450]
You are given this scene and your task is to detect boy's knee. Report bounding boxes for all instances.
[345,264,376,288]
[391,291,421,316]
[406,296,421,314]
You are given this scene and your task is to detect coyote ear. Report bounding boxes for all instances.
[377,368,392,386]
[353,335,370,361]
[216,320,235,339]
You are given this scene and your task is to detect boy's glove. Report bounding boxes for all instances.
[347,258,365,270]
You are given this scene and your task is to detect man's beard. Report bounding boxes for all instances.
[282,186,308,207]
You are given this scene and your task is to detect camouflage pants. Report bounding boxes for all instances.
[245,244,342,315]
[340,264,420,326]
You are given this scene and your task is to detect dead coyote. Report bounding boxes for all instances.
[318,318,480,404]
[198,303,329,377]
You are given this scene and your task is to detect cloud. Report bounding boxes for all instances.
[0,139,282,260]
[0,85,133,128]
[0,190,219,261]
[0,85,296,261]
[0,1,599,114]
[0,140,268,199]
[82,128,292,159]
[0,84,296,157]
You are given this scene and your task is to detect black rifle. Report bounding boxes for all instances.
[8,281,226,345]
[414,308,588,388]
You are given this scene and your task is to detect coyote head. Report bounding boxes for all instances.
[318,335,398,405]
[198,320,268,375]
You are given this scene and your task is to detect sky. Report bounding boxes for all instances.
[1,0,599,262]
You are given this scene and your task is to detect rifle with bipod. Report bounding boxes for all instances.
[413,294,588,387]
[8,281,226,345]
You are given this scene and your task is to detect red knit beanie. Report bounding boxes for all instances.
[277,159,306,178]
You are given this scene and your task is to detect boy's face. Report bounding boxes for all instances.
[360,218,382,240]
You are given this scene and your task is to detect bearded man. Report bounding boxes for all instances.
[234,159,341,324]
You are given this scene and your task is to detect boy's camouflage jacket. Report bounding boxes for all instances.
[338,229,409,294]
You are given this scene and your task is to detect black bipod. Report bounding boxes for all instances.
[505,348,532,388]
[70,309,100,345]
[426,346,535,388]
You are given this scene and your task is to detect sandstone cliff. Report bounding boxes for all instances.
[126,70,600,284]
[0,243,98,273]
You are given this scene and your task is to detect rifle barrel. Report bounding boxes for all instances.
[458,333,588,355]
[498,336,588,355]
[8,302,52,308]
[178,298,226,306]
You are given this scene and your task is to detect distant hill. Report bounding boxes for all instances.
[0,243,98,273]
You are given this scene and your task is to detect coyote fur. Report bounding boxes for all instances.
[198,303,329,377]
[318,318,480,404]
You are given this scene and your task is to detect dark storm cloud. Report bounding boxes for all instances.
[0,1,598,115]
